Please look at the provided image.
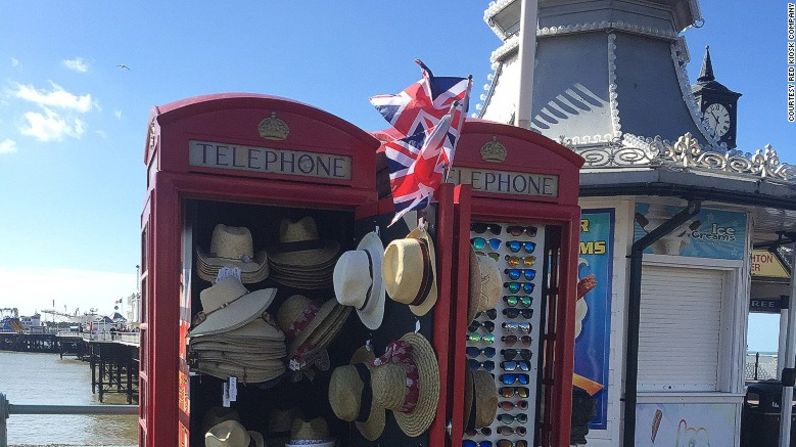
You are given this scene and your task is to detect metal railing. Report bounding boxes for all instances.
[0,393,137,447]
[745,352,779,381]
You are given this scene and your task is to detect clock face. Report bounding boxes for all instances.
[704,103,731,138]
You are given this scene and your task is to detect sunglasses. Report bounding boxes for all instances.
[502,322,531,334]
[502,308,534,319]
[497,439,528,447]
[468,359,496,371]
[471,223,502,235]
[501,349,532,361]
[503,296,532,308]
[505,268,536,281]
[500,373,529,385]
[504,282,535,294]
[507,225,537,237]
[463,441,492,447]
[498,400,529,411]
[497,425,528,436]
[472,237,501,251]
[475,308,498,320]
[501,335,532,346]
[464,427,492,437]
[506,240,536,253]
[468,320,496,333]
[497,413,528,425]
[499,386,529,398]
[505,255,536,267]
[501,360,531,372]
[466,346,496,358]
[476,251,501,262]
[468,332,495,344]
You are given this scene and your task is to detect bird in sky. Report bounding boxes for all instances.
[116,64,130,71]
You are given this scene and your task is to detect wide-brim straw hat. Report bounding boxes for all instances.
[467,249,502,323]
[329,347,386,441]
[382,227,438,316]
[195,360,285,384]
[463,370,475,432]
[190,279,277,337]
[472,369,498,428]
[268,217,341,268]
[276,295,338,355]
[371,332,440,437]
[197,224,270,283]
[205,420,265,447]
[333,231,386,330]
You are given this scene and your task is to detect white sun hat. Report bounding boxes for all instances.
[333,231,386,330]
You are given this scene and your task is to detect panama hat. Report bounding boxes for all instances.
[467,249,502,324]
[269,217,341,268]
[190,278,277,337]
[471,370,498,428]
[205,420,265,447]
[333,231,386,330]
[285,417,334,447]
[329,347,386,441]
[382,227,438,316]
[369,332,440,437]
[202,407,240,434]
[197,224,269,284]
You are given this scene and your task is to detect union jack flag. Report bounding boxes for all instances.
[371,60,471,224]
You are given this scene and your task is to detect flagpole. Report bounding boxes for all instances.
[443,76,472,184]
[516,0,538,129]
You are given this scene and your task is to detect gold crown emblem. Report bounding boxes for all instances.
[258,112,290,140]
[480,137,507,163]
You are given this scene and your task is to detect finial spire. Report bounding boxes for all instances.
[697,45,715,83]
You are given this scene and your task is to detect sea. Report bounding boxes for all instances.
[0,351,138,447]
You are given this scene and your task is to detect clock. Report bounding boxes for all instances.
[704,103,731,138]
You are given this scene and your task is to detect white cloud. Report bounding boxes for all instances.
[95,129,107,139]
[20,108,86,142]
[63,57,89,73]
[0,138,17,154]
[113,110,123,120]
[12,82,93,112]
[0,267,136,317]
[10,57,19,68]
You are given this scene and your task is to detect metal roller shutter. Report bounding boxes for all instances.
[638,265,724,392]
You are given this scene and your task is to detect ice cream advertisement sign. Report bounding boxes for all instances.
[575,210,614,430]
[634,203,748,260]
[635,402,737,446]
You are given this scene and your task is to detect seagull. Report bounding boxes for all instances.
[116,64,130,71]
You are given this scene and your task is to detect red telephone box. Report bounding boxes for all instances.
[448,120,584,447]
[139,94,379,446]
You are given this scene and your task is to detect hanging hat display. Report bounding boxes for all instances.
[205,420,265,447]
[369,332,440,437]
[197,224,270,284]
[467,249,502,324]
[333,231,386,330]
[328,346,386,441]
[382,227,438,316]
[285,417,335,447]
[268,217,341,290]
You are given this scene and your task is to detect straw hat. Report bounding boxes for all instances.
[197,224,269,283]
[190,278,277,337]
[382,227,438,316]
[205,420,265,447]
[285,417,334,447]
[370,332,440,437]
[276,295,338,356]
[269,217,341,267]
[333,231,386,330]
[202,407,240,434]
[472,370,498,428]
[467,249,502,323]
[267,408,302,447]
[328,347,386,441]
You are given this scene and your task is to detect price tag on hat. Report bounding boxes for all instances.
[229,377,237,402]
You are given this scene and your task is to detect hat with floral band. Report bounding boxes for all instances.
[369,332,440,437]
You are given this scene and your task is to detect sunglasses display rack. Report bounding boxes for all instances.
[465,222,545,447]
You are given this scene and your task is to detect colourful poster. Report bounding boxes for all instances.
[635,402,737,446]
[634,203,747,260]
[575,210,614,429]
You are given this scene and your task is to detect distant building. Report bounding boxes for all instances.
[125,292,141,325]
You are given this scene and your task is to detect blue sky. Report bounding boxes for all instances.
[0,2,791,349]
